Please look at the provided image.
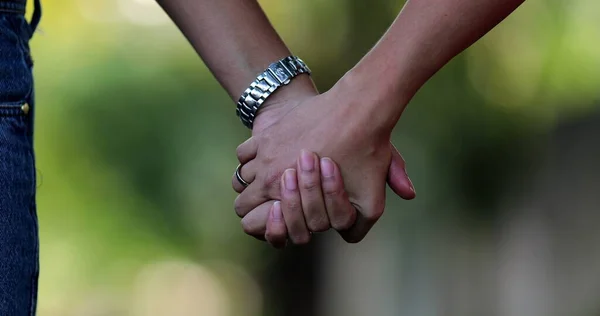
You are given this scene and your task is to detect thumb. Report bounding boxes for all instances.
[387,142,416,200]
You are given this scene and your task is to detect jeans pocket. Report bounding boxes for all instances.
[0,101,31,145]
[0,101,29,116]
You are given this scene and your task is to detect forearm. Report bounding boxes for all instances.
[157,0,315,101]
[337,0,525,130]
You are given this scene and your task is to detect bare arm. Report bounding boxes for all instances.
[238,0,526,244]
[158,0,524,245]
[337,0,526,131]
[157,0,386,245]
[156,0,316,104]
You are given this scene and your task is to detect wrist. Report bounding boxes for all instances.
[259,74,318,110]
[237,56,315,131]
[252,74,318,133]
[329,69,412,136]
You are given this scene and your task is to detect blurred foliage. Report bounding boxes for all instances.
[27,0,600,315]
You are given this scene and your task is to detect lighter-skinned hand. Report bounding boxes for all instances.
[233,87,415,245]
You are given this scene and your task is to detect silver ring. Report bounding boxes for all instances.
[235,164,250,187]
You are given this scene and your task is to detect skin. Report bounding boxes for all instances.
[157,0,415,246]
[235,90,409,244]
[157,0,525,247]
[235,0,526,244]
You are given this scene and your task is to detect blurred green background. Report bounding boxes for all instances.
[30,0,600,315]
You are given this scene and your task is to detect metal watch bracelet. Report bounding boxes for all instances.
[236,56,311,129]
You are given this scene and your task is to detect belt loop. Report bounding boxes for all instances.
[29,0,41,38]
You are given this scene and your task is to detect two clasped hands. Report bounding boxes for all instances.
[157,0,525,247]
[232,73,416,248]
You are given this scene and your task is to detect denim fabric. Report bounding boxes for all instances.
[0,7,39,316]
[0,1,27,15]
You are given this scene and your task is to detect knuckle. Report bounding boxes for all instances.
[301,178,320,191]
[307,216,330,232]
[285,199,302,211]
[234,197,245,217]
[364,200,385,222]
[291,233,311,245]
[241,219,255,236]
[364,211,381,222]
[235,144,245,160]
[331,214,354,231]
[324,185,345,198]
[364,210,383,222]
[265,230,285,242]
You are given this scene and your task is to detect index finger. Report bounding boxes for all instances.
[236,137,258,164]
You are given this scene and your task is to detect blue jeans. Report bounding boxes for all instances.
[0,0,41,314]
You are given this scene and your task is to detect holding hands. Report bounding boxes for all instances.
[233,84,415,248]
[158,0,525,247]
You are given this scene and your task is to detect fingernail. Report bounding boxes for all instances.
[407,175,416,194]
[284,169,297,191]
[300,150,314,172]
[320,157,334,178]
[272,201,283,221]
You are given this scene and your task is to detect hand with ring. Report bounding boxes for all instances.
[234,150,360,248]
[232,90,416,248]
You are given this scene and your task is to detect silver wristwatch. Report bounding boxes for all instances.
[236,56,311,129]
